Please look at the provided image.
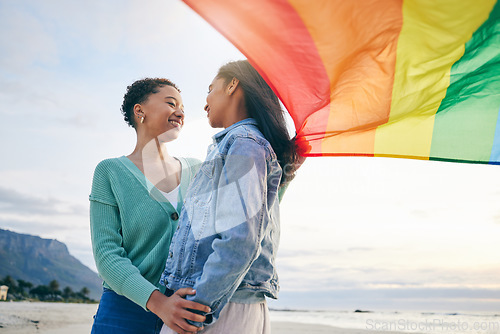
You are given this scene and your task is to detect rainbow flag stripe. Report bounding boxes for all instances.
[183,0,500,164]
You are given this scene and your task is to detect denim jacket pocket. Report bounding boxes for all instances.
[200,158,215,178]
[190,154,223,207]
[189,173,214,208]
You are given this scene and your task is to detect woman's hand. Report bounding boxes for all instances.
[147,289,210,334]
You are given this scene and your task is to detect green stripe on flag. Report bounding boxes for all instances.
[430,0,500,162]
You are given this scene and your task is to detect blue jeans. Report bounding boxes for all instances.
[91,288,163,334]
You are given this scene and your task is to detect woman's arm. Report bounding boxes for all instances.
[90,167,158,308]
[90,161,208,333]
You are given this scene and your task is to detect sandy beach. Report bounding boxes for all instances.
[0,302,407,334]
[0,302,98,334]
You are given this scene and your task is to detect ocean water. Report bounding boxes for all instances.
[269,309,500,333]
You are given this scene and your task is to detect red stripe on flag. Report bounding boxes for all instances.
[182,0,331,154]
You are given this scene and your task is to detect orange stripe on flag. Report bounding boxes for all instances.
[288,0,403,156]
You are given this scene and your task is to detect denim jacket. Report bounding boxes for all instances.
[160,118,282,326]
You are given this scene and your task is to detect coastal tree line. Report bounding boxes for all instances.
[0,275,96,303]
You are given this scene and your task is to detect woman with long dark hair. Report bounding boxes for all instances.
[214,60,300,184]
[159,60,301,333]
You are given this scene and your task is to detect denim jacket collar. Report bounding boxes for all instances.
[212,118,259,144]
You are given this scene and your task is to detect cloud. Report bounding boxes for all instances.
[278,248,342,259]
[270,287,500,311]
[0,186,86,216]
[410,209,429,220]
[0,4,59,71]
[281,287,500,300]
[276,248,500,293]
[0,218,75,236]
[0,0,240,133]
[346,247,374,252]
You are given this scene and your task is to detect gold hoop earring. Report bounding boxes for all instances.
[140,116,145,124]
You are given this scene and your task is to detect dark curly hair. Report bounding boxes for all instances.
[121,78,180,128]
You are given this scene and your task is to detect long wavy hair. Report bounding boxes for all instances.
[216,60,300,185]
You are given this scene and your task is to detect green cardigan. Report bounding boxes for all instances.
[89,156,201,310]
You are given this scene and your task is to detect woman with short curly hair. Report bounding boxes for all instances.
[90,78,209,334]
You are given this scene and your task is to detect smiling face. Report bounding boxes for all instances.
[205,77,230,128]
[136,85,184,143]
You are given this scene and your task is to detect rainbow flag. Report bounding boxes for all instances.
[183,0,500,164]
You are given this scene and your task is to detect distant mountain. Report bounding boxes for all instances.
[0,228,102,300]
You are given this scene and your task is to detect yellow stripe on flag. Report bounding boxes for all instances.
[374,0,495,159]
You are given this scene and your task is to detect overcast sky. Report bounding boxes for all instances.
[1,0,499,312]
